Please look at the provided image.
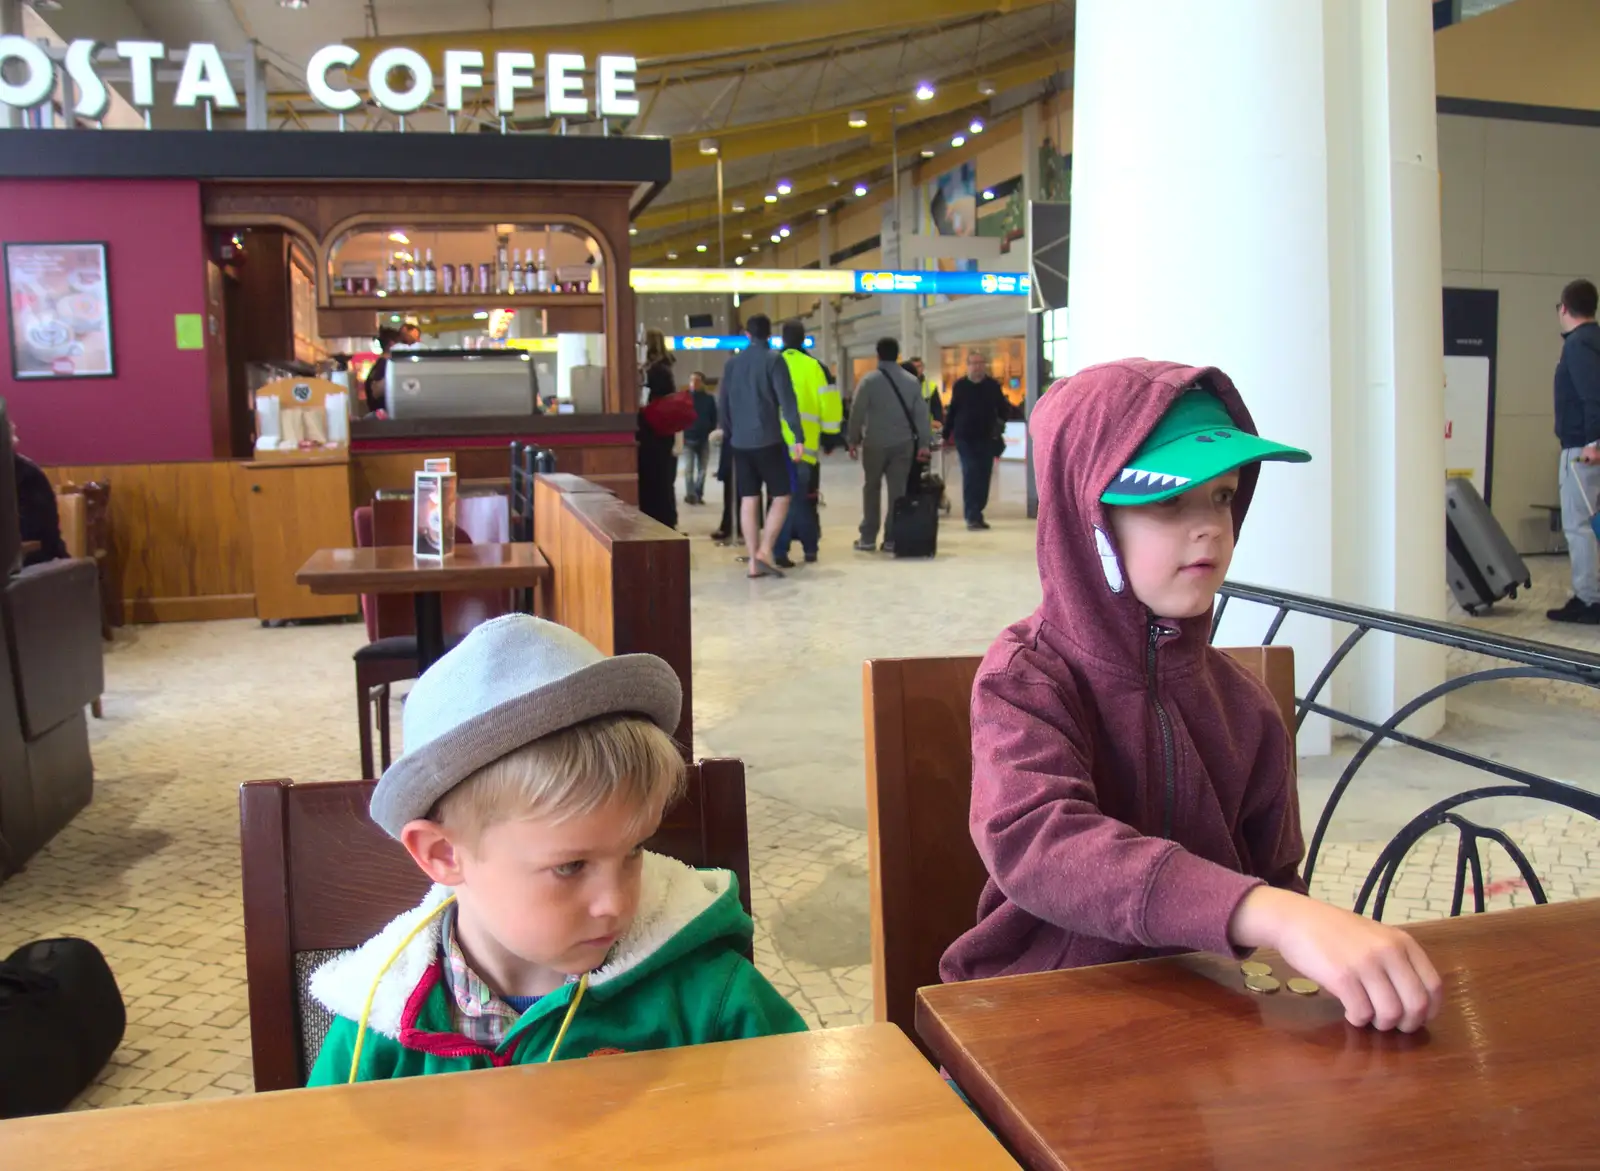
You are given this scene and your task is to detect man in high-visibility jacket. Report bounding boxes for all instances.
[819,361,844,452]
[776,319,830,566]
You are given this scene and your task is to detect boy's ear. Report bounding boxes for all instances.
[399,819,468,886]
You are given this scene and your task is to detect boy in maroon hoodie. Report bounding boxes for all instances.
[941,359,1443,1033]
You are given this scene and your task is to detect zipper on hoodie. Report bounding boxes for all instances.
[1146,620,1178,840]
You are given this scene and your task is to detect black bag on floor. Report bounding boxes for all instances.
[0,938,125,1117]
[891,490,939,558]
[1445,477,1531,614]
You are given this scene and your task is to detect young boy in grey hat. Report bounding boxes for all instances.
[305,615,805,1085]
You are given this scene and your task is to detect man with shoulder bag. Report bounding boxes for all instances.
[848,337,932,554]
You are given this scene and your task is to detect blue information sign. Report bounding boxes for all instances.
[855,270,1031,296]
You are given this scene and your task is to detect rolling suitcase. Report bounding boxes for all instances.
[890,486,940,558]
[1445,476,1531,614]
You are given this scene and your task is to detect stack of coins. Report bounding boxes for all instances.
[1239,960,1320,996]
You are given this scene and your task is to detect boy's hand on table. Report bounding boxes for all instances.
[1229,886,1443,1033]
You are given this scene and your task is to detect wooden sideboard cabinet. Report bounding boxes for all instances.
[238,457,357,623]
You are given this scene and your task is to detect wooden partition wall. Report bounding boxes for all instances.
[44,461,255,623]
[532,474,691,748]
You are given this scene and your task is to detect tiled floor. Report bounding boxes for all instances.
[2,452,1597,1109]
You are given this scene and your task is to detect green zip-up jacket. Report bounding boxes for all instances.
[305,852,805,1086]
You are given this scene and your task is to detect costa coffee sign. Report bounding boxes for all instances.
[0,37,639,121]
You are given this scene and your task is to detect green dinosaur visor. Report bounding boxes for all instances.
[1101,390,1311,506]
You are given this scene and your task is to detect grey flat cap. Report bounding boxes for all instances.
[369,615,682,837]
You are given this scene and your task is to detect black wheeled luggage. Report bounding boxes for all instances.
[891,480,940,559]
[1445,476,1531,614]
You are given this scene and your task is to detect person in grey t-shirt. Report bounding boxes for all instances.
[717,314,806,578]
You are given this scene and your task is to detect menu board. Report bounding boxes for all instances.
[4,242,115,379]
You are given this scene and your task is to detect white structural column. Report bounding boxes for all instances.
[1067,0,1445,752]
[817,213,836,376]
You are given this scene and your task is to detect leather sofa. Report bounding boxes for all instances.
[0,402,103,881]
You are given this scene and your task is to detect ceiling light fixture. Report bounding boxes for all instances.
[695,243,708,253]
[764,193,778,204]
[969,118,985,134]
[982,189,995,201]
[388,231,410,244]
[279,0,310,9]
[847,110,868,129]
[951,134,966,148]
[920,148,936,159]
[771,234,782,243]
[735,256,745,266]
[816,207,828,216]
[698,138,719,156]
[628,227,638,236]
[854,183,868,197]
[776,180,792,195]
[915,82,935,101]
[977,79,996,97]
[742,231,754,239]
[779,226,791,238]
[731,201,746,213]
[666,251,678,260]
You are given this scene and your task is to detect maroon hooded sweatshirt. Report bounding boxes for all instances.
[940,359,1306,984]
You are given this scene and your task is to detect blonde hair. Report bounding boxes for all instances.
[432,715,685,845]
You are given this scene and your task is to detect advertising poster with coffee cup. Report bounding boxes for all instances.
[4,242,115,379]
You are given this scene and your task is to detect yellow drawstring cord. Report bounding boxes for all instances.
[544,973,589,1063]
[348,894,457,1083]
[345,893,592,1081]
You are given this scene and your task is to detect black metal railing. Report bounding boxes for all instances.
[1212,583,1600,921]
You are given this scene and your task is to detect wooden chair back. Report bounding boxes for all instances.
[863,645,1297,1063]
[239,758,752,1092]
[55,489,87,560]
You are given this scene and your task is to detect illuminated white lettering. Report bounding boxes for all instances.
[443,49,484,112]
[368,46,433,114]
[545,53,587,117]
[596,55,638,117]
[307,44,361,112]
[114,41,164,108]
[174,42,239,108]
[64,40,110,120]
[0,35,53,110]
[494,50,535,115]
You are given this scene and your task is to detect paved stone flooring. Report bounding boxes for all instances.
[2,452,1596,1109]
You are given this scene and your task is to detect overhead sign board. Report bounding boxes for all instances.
[630,268,1031,297]
[667,335,814,352]
[0,36,639,120]
[630,269,855,296]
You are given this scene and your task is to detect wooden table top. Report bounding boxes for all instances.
[917,900,1600,1171]
[0,1025,1017,1170]
[296,542,549,594]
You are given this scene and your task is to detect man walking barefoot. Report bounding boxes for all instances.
[718,315,806,578]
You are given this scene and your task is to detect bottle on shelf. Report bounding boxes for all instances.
[397,258,413,295]
[535,248,550,294]
[458,262,473,296]
[478,262,492,297]
[511,249,525,296]
[523,248,537,294]
[422,248,437,294]
[496,241,511,295]
[385,254,399,294]
[441,259,455,296]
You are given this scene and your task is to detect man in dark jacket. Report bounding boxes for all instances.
[680,372,717,505]
[944,350,1007,530]
[1550,278,1600,624]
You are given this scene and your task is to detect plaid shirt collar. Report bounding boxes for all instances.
[439,904,581,1047]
